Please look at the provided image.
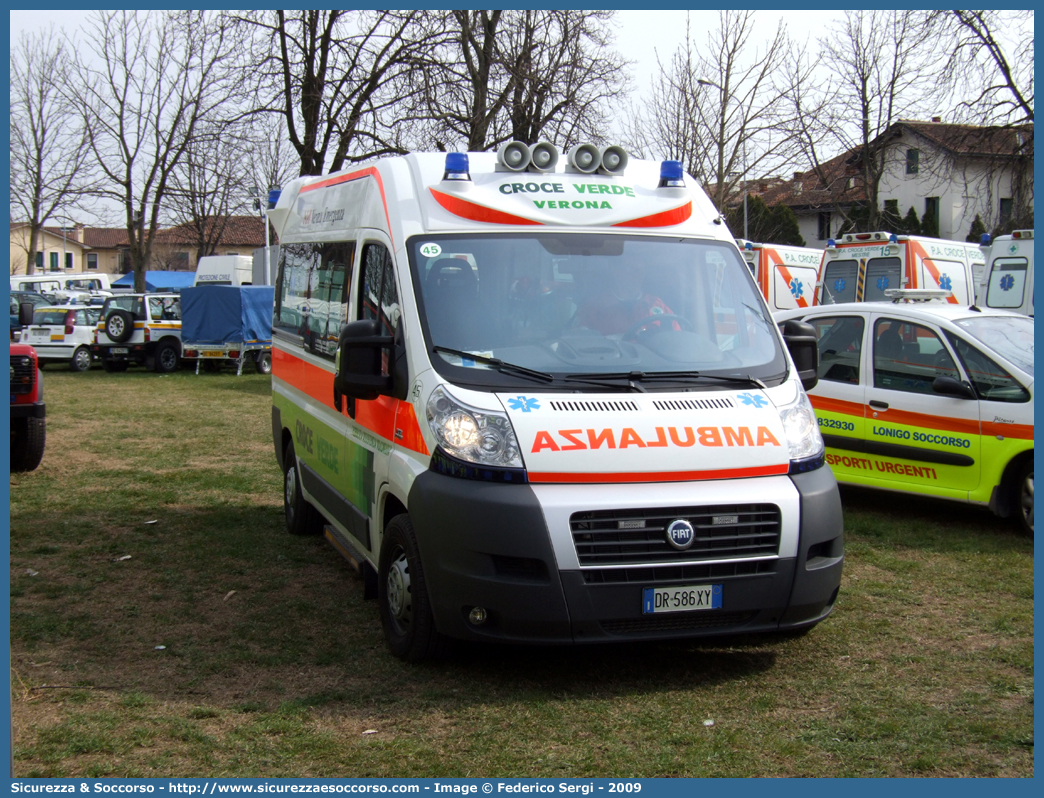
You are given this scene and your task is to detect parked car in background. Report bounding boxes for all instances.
[776,297,1034,533]
[9,291,52,341]
[21,305,102,371]
[10,339,46,472]
[92,293,183,373]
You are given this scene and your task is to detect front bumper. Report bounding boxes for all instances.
[407,466,843,644]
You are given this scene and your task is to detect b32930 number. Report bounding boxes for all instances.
[818,418,855,431]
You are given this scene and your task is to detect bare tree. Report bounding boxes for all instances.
[786,11,946,232]
[10,28,94,275]
[238,10,435,176]
[70,10,246,291]
[411,10,629,152]
[625,12,798,220]
[934,10,1033,125]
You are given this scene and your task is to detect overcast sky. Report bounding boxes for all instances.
[10,8,846,94]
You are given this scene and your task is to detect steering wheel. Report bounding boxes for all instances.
[622,314,693,341]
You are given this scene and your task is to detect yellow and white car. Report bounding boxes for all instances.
[22,304,101,371]
[776,299,1033,533]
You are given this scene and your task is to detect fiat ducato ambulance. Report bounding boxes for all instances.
[268,143,844,660]
[816,232,982,306]
[737,240,824,312]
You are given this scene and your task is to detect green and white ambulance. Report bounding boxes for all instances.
[268,143,844,660]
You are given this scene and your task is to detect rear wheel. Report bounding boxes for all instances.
[255,351,272,375]
[105,310,134,343]
[153,341,180,373]
[70,346,92,372]
[11,417,46,472]
[1016,460,1033,535]
[283,440,324,536]
[378,514,447,662]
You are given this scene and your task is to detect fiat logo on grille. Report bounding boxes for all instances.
[666,519,696,550]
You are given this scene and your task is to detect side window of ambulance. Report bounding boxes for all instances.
[274,242,354,360]
[862,257,902,301]
[946,334,1030,403]
[811,316,864,384]
[359,243,400,336]
[873,318,958,394]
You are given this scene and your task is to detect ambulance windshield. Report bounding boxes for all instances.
[409,233,787,390]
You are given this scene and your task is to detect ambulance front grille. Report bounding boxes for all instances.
[549,399,639,413]
[581,559,777,585]
[652,397,734,411]
[570,504,781,566]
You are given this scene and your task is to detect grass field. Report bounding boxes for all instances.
[8,367,1034,777]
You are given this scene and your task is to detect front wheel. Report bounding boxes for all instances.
[70,346,92,372]
[283,439,324,536]
[378,514,447,662]
[1016,460,1033,535]
[11,416,46,472]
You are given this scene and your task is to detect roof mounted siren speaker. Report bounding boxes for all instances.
[598,145,629,176]
[496,141,532,172]
[528,142,559,173]
[566,143,601,174]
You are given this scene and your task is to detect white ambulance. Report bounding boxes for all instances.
[978,230,1033,317]
[737,240,824,312]
[268,143,844,660]
[816,232,982,307]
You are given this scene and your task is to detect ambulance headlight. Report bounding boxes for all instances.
[778,389,825,471]
[426,386,522,469]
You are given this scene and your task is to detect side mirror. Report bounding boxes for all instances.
[932,374,976,400]
[334,319,394,401]
[18,302,34,326]
[779,318,819,391]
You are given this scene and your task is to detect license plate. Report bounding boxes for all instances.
[201,351,224,358]
[111,347,129,354]
[643,584,722,614]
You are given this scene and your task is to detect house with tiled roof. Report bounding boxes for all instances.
[10,223,90,276]
[755,120,1033,249]
[150,215,271,270]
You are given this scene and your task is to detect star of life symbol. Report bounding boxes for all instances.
[876,275,890,291]
[790,278,804,298]
[834,278,846,292]
[1000,274,1015,291]
[737,392,768,408]
[938,273,952,291]
[507,396,540,413]
[1009,243,1018,254]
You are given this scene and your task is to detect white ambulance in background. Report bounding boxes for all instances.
[978,230,1033,316]
[268,142,844,661]
[815,232,982,306]
[737,240,823,311]
[193,255,254,287]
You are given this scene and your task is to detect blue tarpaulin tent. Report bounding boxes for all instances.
[181,286,274,345]
[110,271,197,292]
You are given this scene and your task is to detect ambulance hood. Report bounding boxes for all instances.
[497,389,791,483]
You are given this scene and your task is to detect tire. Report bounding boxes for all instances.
[11,416,46,472]
[378,514,447,662]
[255,351,272,375]
[1016,460,1033,535]
[153,341,180,373]
[283,440,324,536]
[101,358,129,373]
[70,346,92,372]
[105,310,134,343]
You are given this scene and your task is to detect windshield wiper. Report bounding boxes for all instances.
[565,370,767,390]
[433,346,554,383]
